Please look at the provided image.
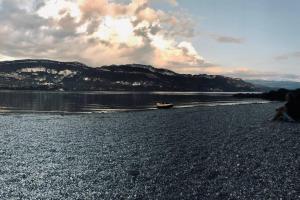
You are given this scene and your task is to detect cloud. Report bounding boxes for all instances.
[210,34,244,44]
[164,0,178,7]
[222,67,300,81]
[0,0,211,74]
[0,53,15,61]
[1,1,296,81]
[274,51,300,60]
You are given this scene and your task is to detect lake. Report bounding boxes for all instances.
[0,90,267,113]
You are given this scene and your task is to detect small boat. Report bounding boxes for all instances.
[156,103,174,109]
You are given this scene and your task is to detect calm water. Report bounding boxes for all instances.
[0,90,267,113]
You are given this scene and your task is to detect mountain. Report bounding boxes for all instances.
[0,59,258,91]
[247,79,300,90]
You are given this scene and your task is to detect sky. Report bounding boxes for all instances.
[0,0,299,81]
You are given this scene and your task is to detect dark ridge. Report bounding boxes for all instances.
[0,59,259,92]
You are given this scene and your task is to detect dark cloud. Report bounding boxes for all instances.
[210,34,244,44]
[274,51,300,60]
[225,69,300,81]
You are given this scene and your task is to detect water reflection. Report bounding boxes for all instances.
[0,90,266,113]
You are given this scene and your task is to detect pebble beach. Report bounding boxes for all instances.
[0,102,299,199]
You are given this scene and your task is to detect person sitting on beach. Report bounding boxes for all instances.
[272,93,300,122]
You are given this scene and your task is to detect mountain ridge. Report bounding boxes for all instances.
[0,59,258,92]
[247,79,300,90]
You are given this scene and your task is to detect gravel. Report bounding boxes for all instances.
[0,102,299,199]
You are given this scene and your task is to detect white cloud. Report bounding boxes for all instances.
[0,0,210,73]
[0,53,15,61]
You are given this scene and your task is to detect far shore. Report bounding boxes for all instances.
[0,89,263,93]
